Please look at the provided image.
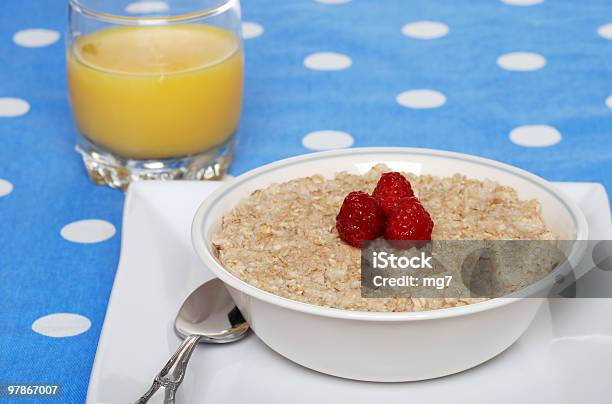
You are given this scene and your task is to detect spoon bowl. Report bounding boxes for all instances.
[136,278,249,403]
[175,278,249,342]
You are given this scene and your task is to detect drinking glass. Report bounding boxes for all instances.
[67,0,243,189]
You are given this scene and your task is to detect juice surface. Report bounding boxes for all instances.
[67,25,243,160]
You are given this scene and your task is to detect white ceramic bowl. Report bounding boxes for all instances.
[192,148,588,382]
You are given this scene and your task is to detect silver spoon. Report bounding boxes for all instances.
[136,278,250,403]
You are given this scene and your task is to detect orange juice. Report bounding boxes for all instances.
[67,25,243,160]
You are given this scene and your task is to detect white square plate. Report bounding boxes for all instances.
[87,181,612,404]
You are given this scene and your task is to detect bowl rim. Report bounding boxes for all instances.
[192,147,589,322]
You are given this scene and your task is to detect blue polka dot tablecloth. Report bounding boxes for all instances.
[0,0,611,401]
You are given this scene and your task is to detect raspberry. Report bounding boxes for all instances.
[384,197,434,243]
[372,172,414,215]
[336,191,385,248]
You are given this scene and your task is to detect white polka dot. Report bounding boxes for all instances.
[509,125,561,147]
[242,22,264,39]
[316,0,352,3]
[0,179,13,197]
[606,95,612,109]
[0,98,30,117]
[304,52,352,71]
[61,219,116,244]
[598,23,612,40]
[501,0,544,6]
[32,313,91,338]
[401,21,449,39]
[497,52,546,71]
[302,130,354,151]
[13,29,60,48]
[125,1,169,13]
[396,89,446,109]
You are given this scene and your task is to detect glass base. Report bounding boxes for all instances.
[76,134,236,190]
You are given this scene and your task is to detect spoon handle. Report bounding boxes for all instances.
[136,335,202,404]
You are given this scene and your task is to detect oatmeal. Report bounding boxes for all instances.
[212,164,557,312]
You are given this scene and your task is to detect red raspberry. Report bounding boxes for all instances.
[384,197,434,243]
[372,172,414,215]
[336,191,385,248]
